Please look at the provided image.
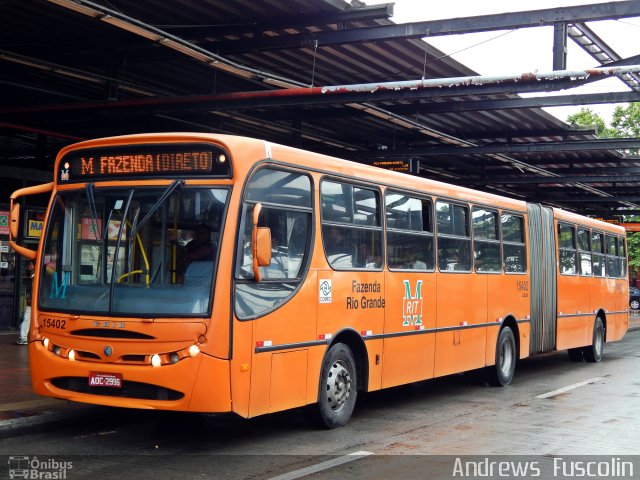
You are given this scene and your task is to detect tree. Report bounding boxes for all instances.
[567,103,640,279]
[567,107,612,137]
[609,103,640,155]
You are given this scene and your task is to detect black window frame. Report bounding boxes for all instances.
[501,212,527,275]
[591,230,606,278]
[558,222,578,276]
[577,227,592,277]
[436,200,472,273]
[472,206,501,274]
[234,166,314,320]
[385,190,435,272]
[320,178,383,271]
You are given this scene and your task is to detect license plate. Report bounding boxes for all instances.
[88,371,122,389]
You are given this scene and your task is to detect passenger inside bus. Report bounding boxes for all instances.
[176,223,215,283]
[324,226,354,268]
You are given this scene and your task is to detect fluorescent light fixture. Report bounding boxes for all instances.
[101,15,164,42]
[47,0,100,17]
[263,78,297,88]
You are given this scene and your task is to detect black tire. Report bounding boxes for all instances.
[630,299,639,310]
[583,317,605,363]
[313,343,358,429]
[567,347,583,362]
[486,326,516,387]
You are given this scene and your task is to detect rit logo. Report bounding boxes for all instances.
[402,280,423,326]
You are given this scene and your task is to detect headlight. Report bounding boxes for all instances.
[150,354,161,367]
[188,345,200,357]
[68,350,76,361]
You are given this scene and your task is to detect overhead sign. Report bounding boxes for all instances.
[58,143,232,183]
[372,160,410,172]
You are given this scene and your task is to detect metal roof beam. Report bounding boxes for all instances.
[373,138,640,157]
[6,65,638,117]
[209,1,640,53]
[584,210,640,216]
[163,4,394,39]
[459,175,640,185]
[568,22,640,91]
[548,165,640,175]
[392,90,640,115]
[535,196,640,203]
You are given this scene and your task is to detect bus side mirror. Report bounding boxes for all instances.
[10,202,21,240]
[251,203,272,281]
[9,183,54,260]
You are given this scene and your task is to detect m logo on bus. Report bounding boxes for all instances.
[402,280,423,327]
[50,271,70,299]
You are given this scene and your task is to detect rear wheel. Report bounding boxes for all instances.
[486,326,516,387]
[313,343,357,429]
[630,299,639,310]
[583,317,605,363]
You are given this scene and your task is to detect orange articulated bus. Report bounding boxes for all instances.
[9,133,628,428]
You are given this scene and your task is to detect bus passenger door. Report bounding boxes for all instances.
[382,272,436,388]
[433,201,487,377]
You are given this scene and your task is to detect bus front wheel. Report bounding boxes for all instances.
[313,343,358,429]
[583,317,604,363]
[486,326,516,387]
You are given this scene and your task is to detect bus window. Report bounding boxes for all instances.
[385,193,434,271]
[235,168,312,318]
[619,237,627,278]
[436,201,471,272]
[472,207,500,273]
[592,231,605,277]
[558,223,577,275]
[605,235,620,278]
[39,187,228,316]
[501,213,526,273]
[321,181,382,270]
[577,228,592,276]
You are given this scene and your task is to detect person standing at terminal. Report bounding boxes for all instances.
[16,261,34,345]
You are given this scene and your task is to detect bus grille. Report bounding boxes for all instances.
[51,376,184,401]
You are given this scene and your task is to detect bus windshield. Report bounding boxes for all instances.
[39,185,228,317]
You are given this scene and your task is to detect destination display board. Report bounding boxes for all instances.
[58,143,232,183]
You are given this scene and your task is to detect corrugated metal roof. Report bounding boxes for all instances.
[1,0,639,214]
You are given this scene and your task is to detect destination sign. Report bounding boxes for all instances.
[58,143,232,183]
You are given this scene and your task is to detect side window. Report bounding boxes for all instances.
[605,235,620,278]
[577,228,592,276]
[321,180,382,270]
[619,237,627,279]
[385,192,434,271]
[436,201,471,272]
[502,214,526,273]
[472,207,501,273]
[235,168,312,319]
[558,223,577,275]
[592,231,605,277]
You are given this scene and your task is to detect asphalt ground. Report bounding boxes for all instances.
[0,314,638,438]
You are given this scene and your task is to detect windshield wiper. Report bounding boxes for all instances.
[85,182,101,243]
[129,180,183,239]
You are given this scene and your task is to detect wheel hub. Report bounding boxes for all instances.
[499,340,514,377]
[326,360,351,412]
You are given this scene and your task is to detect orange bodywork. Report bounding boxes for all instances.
[18,133,627,417]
